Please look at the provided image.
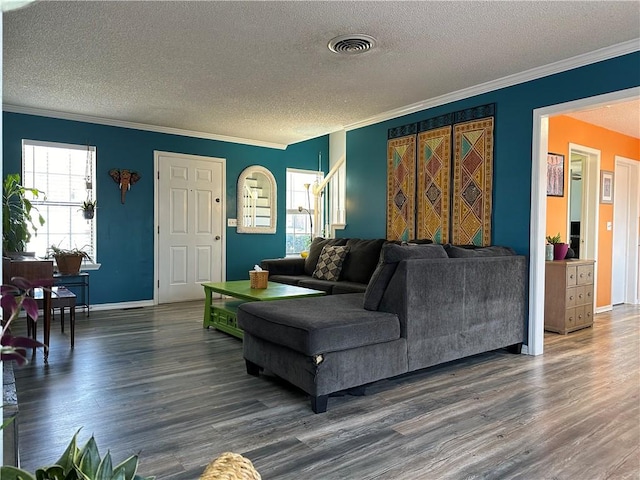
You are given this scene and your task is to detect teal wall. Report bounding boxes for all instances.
[343,52,640,254]
[3,51,638,305]
[2,113,328,304]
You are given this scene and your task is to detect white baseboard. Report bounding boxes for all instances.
[595,304,613,314]
[89,300,155,312]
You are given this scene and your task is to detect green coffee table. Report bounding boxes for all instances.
[202,280,325,338]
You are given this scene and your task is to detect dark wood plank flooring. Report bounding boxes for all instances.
[10,302,640,479]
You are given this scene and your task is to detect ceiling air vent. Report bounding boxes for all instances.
[328,34,377,54]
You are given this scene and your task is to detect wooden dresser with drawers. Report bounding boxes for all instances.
[544,259,595,334]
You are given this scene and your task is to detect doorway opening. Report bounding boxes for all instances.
[529,86,640,356]
[566,144,600,305]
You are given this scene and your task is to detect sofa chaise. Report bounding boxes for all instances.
[237,242,527,413]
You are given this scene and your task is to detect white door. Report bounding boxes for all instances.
[612,156,640,305]
[612,162,630,305]
[156,152,225,303]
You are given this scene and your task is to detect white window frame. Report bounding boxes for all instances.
[285,168,323,255]
[21,139,99,268]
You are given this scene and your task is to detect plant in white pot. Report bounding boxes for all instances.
[80,199,97,220]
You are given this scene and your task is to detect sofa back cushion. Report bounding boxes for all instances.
[444,244,516,258]
[363,243,448,311]
[304,237,348,276]
[340,238,386,284]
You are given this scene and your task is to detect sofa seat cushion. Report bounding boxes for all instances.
[237,293,400,356]
[267,274,307,287]
[297,277,335,293]
[331,281,367,294]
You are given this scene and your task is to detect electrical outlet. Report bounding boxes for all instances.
[227,218,237,227]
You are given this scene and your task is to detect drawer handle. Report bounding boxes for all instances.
[569,295,574,301]
[570,274,574,279]
[578,314,583,320]
[578,294,583,299]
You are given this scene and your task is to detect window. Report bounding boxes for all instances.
[286,169,323,255]
[22,140,97,263]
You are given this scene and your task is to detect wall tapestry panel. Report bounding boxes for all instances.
[416,126,452,243]
[387,134,416,241]
[451,117,494,246]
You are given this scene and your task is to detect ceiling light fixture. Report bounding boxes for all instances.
[328,34,377,55]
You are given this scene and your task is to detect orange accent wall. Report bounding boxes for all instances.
[547,115,640,308]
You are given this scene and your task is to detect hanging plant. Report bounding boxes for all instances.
[80,199,97,220]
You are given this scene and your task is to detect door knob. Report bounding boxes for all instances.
[215,235,221,240]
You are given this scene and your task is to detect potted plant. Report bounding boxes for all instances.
[2,173,45,256]
[0,428,154,480]
[47,244,92,275]
[80,199,97,219]
[546,232,569,260]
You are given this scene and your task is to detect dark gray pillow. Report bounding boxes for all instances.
[304,237,347,276]
[444,244,516,258]
[363,243,448,311]
[340,238,386,284]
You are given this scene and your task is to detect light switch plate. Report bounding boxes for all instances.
[228,218,237,227]
[606,221,612,231]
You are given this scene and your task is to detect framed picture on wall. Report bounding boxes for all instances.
[600,170,614,204]
[546,152,564,197]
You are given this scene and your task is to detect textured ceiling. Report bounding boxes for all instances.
[3,1,640,147]
[566,100,640,139]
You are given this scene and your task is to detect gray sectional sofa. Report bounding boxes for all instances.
[260,236,432,294]
[238,242,528,413]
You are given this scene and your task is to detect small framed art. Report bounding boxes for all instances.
[546,153,564,197]
[600,170,614,204]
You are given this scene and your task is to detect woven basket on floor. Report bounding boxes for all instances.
[199,452,261,480]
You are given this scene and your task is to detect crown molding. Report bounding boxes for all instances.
[1,104,288,150]
[3,40,638,145]
[344,39,640,132]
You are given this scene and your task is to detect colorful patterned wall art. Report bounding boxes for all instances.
[387,134,416,241]
[416,126,452,243]
[451,117,494,246]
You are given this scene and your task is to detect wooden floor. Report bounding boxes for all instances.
[10,302,640,479]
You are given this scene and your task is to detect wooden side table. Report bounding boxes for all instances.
[32,287,77,348]
[544,259,595,334]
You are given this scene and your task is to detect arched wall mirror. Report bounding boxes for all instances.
[237,165,277,234]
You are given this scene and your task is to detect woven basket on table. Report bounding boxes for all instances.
[199,452,261,480]
[249,270,268,289]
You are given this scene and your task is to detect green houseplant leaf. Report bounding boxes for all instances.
[77,436,102,479]
[0,465,37,480]
[0,429,154,480]
[2,173,45,254]
[94,452,114,480]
